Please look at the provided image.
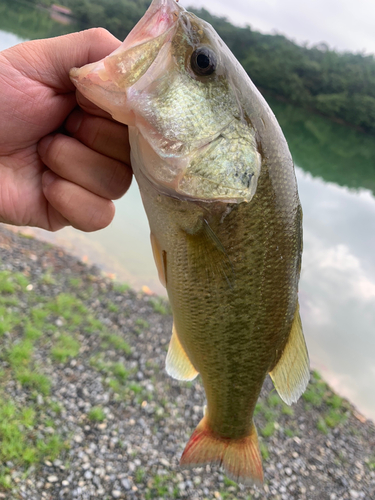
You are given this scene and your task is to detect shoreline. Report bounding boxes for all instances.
[0,225,374,499]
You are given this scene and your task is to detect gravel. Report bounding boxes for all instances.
[0,225,374,500]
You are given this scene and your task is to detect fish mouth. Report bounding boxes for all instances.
[69,0,184,123]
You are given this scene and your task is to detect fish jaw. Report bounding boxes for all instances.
[69,0,183,125]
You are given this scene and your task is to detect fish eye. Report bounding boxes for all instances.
[191,47,217,76]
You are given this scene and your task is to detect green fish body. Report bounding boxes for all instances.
[70,0,309,485]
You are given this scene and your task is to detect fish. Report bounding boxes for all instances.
[70,0,309,486]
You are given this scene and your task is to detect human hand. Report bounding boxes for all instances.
[0,28,132,232]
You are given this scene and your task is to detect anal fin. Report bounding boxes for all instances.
[269,303,310,405]
[166,324,198,381]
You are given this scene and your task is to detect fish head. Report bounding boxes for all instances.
[70,0,262,203]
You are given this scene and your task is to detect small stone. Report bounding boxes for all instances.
[47,475,58,483]
[62,480,69,487]
[350,491,360,499]
[84,471,93,480]
[74,435,83,443]
[285,467,292,476]
[121,479,131,490]
[112,490,122,498]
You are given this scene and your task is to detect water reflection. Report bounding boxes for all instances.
[297,169,375,419]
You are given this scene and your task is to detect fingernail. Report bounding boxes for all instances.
[38,135,54,158]
[42,170,57,188]
[65,107,83,134]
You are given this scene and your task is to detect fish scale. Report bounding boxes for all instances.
[70,0,309,485]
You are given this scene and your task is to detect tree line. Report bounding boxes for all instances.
[23,0,375,134]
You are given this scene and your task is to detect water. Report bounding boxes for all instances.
[1,6,375,421]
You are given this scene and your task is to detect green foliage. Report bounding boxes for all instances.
[15,369,51,395]
[260,421,275,438]
[51,334,80,363]
[88,407,106,422]
[149,297,170,315]
[0,396,67,483]
[102,333,131,354]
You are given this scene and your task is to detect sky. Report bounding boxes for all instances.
[182,0,375,55]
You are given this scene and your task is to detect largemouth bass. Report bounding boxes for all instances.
[70,0,309,485]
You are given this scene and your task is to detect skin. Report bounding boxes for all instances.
[0,29,132,232]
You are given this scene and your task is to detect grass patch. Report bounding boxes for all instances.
[324,408,347,428]
[102,333,131,354]
[135,318,149,329]
[107,301,119,313]
[113,282,130,293]
[261,421,275,438]
[149,297,169,315]
[16,369,51,395]
[51,334,80,363]
[24,322,42,341]
[0,397,67,476]
[88,407,106,422]
[0,307,21,336]
[7,340,33,368]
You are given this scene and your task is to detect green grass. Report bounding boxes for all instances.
[88,407,106,422]
[107,301,119,313]
[261,421,275,438]
[317,417,329,434]
[68,277,82,288]
[0,307,21,336]
[111,363,129,381]
[113,282,130,293]
[0,271,16,294]
[16,369,51,395]
[51,334,80,363]
[0,397,67,482]
[135,318,149,329]
[149,297,169,315]
[134,467,146,483]
[24,322,42,341]
[102,333,131,354]
[324,408,347,428]
[7,340,33,368]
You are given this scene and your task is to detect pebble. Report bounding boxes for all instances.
[47,476,58,483]
[112,490,122,498]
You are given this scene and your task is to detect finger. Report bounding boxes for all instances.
[65,108,131,164]
[38,133,132,200]
[42,171,115,232]
[11,28,121,92]
[76,92,114,119]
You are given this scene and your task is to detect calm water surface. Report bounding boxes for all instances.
[1,9,375,421]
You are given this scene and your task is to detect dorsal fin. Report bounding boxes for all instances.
[269,303,310,405]
[166,324,199,381]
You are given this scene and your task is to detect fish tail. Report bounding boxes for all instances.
[180,416,263,486]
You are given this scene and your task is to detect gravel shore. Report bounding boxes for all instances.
[0,225,374,500]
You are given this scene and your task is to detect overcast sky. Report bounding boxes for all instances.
[182,0,375,55]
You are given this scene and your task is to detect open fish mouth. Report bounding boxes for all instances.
[69,0,183,118]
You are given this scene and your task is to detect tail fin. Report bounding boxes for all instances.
[180,416,263,486]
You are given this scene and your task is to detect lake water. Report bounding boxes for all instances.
[1,3,375,421]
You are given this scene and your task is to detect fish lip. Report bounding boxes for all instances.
[69,0,184,113]
[117,0,184,52]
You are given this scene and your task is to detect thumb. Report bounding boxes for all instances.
[8,28,122,93]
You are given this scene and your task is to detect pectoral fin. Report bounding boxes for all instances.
[165,324,199,381]
[269,304,310,405]
[150,232,167,288]
[185,218,234,289]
